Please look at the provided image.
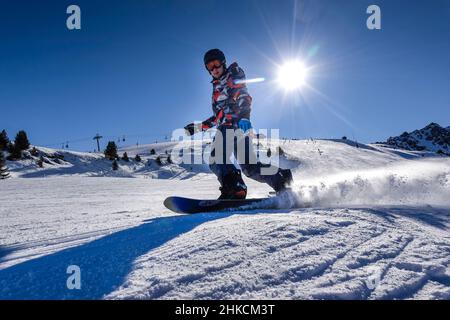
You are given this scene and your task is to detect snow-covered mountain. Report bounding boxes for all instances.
[1,138,450,300]
[384,122,450,153]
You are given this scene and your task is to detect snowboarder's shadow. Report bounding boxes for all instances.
[0,246,16,260]
[0,212,236,300]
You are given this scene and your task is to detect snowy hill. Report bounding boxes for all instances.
[3,137,443,180]
[1,138,450,299]
[384,122,450,153]
[5,142,208,180]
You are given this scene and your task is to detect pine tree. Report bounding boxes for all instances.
[155,156,162,166]
[112,160,119,171]
[104,141,118,160]
[122,152,130,162]
[14,130,30,151]
[0,152,10,179]
[150,148,156,155]
[0,130,9,151]
[7,143,22,160]
[7,142,14,154]
[134,154,142,162]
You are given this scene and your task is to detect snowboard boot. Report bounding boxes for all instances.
[272,168,293,193]
[218,170,247,200]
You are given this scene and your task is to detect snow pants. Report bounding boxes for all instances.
[209,125,281,190]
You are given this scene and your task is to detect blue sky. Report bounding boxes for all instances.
[1,0,449,151]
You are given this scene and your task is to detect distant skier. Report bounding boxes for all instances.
[185,49,293,200]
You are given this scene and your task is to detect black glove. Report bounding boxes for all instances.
[184,123,197,136]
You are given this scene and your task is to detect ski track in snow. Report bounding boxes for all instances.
[105,208,450,300]
[0,140,450,299]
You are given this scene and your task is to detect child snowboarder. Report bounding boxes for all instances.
[185,49,293,200]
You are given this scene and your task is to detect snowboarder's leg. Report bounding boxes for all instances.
[234,132,293,193]
[209,126,247,199]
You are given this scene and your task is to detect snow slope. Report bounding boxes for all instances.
[0,139,449,299]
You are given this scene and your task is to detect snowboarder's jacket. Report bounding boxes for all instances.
[201,62,252,130]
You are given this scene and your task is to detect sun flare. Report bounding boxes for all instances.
[277,60,309,91]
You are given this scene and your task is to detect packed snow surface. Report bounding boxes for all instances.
[1,139,449,299]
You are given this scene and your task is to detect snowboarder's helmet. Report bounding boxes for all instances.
[204,49,226,66]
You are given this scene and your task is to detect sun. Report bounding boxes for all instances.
[277,60,309,91]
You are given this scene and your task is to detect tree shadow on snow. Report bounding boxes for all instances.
[0,212,235,300]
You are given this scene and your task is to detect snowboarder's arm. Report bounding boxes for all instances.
[227,63,252,121]
[201,115,217,131]
[184,115,217,136]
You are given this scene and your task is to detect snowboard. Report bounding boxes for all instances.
[164,191,304,214]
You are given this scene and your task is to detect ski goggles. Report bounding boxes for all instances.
[206,60,223,72]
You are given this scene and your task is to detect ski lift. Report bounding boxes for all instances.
[66,142,69,149]
[122,135,126,142]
